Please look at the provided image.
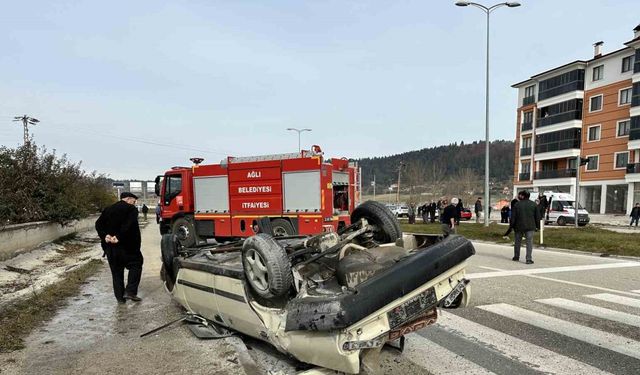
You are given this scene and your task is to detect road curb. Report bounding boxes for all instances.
[470,239,640,261]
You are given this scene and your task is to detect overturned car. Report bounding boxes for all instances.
[160,201,474,374]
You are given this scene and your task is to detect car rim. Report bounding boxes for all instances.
[177,225,189,241]
[245,249,269,291]
[273,226,288,237]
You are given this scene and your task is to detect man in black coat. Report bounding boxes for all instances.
[95,192,143,303]
[511,190,540,264]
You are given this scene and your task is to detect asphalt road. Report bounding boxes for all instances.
[401,241,640,375]
[2,225,639,375]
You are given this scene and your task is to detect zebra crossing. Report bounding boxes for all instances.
[401,290,640,375]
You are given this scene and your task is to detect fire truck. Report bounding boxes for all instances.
[155,146,361,247]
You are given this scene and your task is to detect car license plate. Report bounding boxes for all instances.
[389,308,438,341]
[443,279,469,307]
[387,287,437,329]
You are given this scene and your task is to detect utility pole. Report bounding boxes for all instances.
[396,162,405,204]
[286,128,312,152]
[13,115,40,145]
[372,174,376,201]
[574,156,590,228]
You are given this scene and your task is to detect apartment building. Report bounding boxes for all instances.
[512,24,640,214]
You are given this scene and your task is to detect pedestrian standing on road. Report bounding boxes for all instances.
[539,195,550,221]
[408,203,416,224]
[95,192,144,304]
[141,203,149,221]
[429,201,437,223]
[421,203,429,224]
[155,203,161,224]
[441,198,458,236]
[630,203,640,228]
[474,197,483,223]
[503,198,518,239]
[511,190,540,265]
[455,199,463,225]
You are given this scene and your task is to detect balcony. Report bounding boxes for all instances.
[534,169,577,179]
[535,139,581,154]
[519,172,531,181]
[522,95,536,106]
[537,110,582,128]
[521,122,533,132]
[520,147,532,156]
[627,163,640,174]
[632,83,640,107]
[631,117,640,140]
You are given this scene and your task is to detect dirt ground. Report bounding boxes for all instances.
[0,222,249,375]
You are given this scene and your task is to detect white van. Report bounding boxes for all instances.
[529,191,590,226]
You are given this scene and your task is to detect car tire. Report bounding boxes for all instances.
[242,234,292,299]
[557,217,567,226]
[161,233,179,287]
[271,218,295,237]
[351,200,402,243]
[172,217,197,247]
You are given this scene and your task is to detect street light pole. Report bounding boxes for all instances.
[455,1,521,227]
[286,128,312,153]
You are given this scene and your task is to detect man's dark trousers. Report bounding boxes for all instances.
[104,245,143,300]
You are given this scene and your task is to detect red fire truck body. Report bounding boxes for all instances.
[157,148,360,245]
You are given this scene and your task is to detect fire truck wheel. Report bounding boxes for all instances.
[242,234,292,299]
[172,217,197,247]
[351,200,402,244]
[271,218,295,237]
[160,234,178,286]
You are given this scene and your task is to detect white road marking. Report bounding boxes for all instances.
[404,332,496,375]
[537,298,640,328]
[586,293,640,309]
[477,266,640,297]
[467,262,640,279]
[473,242,629,262]
[437,311,613,375]
[632,290,640,294]
[477,303,640,360]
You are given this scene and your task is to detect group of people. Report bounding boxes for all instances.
[407,199,465,236]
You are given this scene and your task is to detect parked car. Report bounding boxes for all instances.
[396,205,409,217]
[460,208,472,221]
[160,201,474,374]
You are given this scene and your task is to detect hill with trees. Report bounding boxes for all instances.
[357,140,515,203]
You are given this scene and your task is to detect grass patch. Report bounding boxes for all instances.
[0,259,103,352]
[401,222,640,257]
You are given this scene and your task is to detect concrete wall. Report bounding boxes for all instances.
[0,215,98,261]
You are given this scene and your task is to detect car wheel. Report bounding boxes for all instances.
[271,218,295,237]
[161,234,178,287]
[242,234,292,299]
[351,200,402,243]
[172,217,197,247]
[557,217,567,226]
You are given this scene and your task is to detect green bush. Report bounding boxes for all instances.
[0,142,116,225]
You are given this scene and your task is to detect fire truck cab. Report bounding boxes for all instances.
[155,146,360,247]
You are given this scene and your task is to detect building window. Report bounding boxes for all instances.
[589,95,603,112]
[586,155,599,171]
[522,136,532,149]
[614,152,629,169]
[622,55,633,73]
[587,125,601,142]
[524,85,535,97]
[592,65,604,81]
[568,157,577,170]
[523,111,533,124]
[620,87,632,105]
[618,119,631,137]
[521,162,530,173]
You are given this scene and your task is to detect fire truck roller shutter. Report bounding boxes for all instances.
[194,176,229,213]
[282,171,321,213]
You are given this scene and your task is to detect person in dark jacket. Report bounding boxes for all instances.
[95,192,143,303]
[141,203,149,221]
[440,198,458,236]
[630,203,640,227]
[455,199,463,225]
[474,198,483,223]
[429,201,437,223]
[503,198,518,239]
[511,190,540,264]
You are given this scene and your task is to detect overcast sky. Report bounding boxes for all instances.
[1,1,638,179]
